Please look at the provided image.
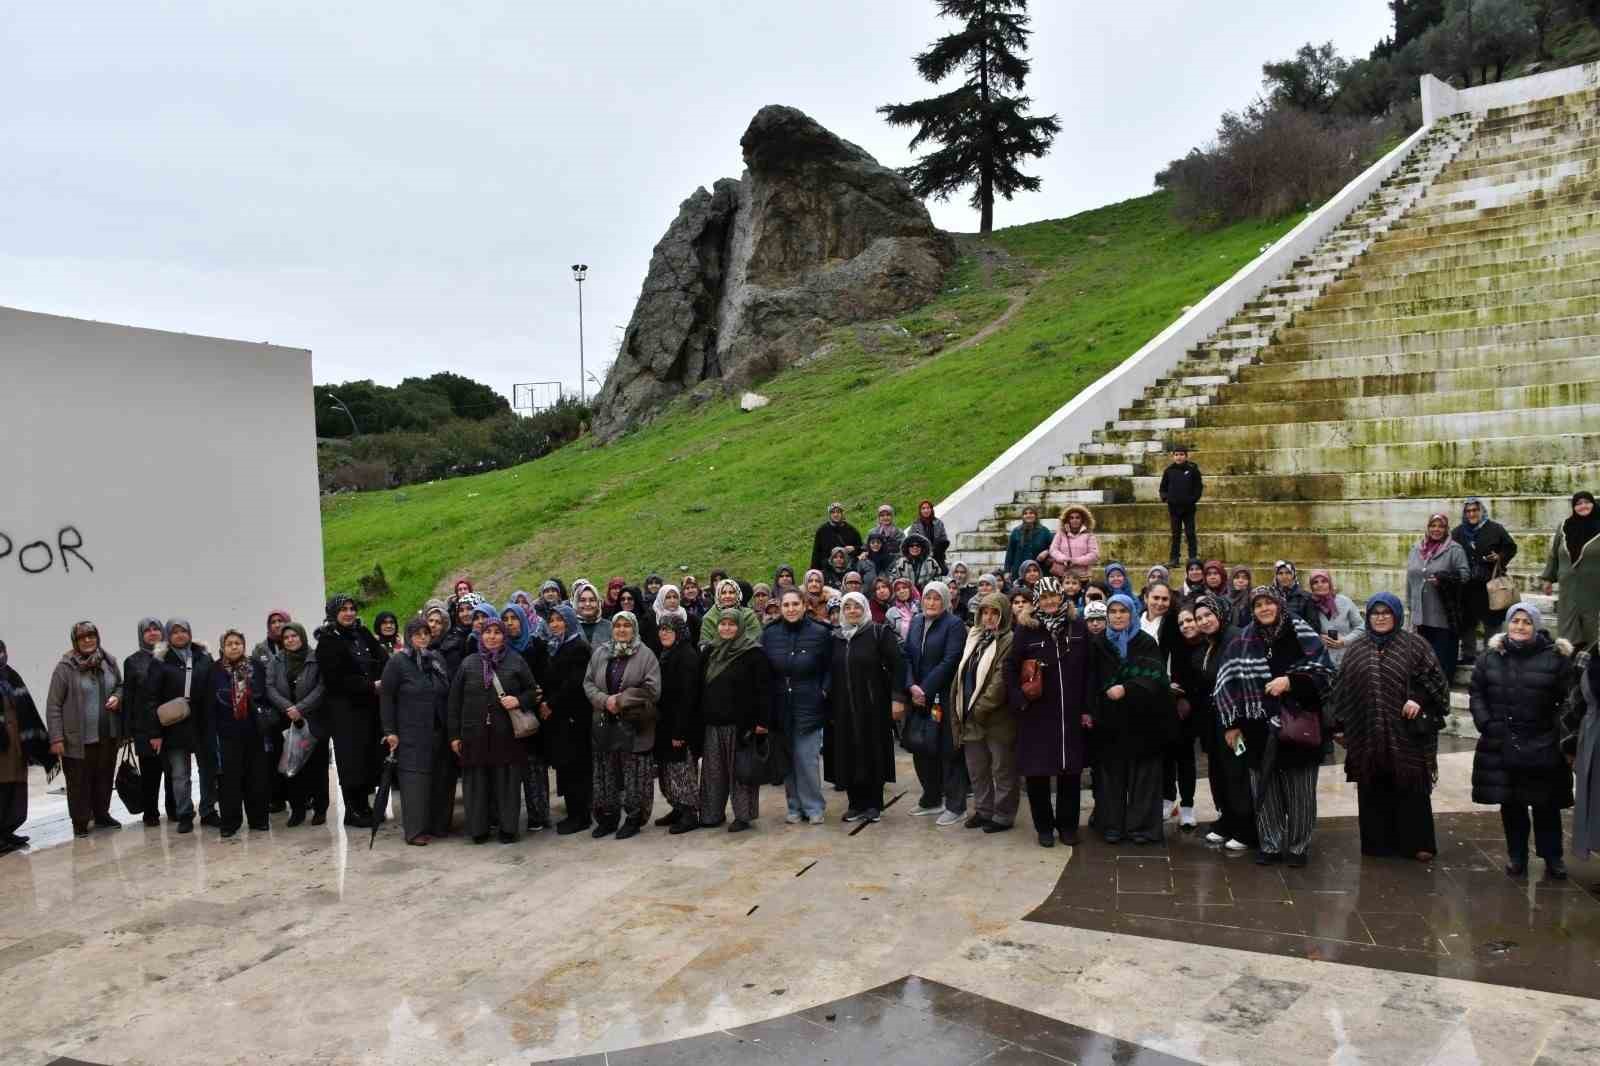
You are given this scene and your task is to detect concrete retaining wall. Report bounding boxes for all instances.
[1422,60,1600,123]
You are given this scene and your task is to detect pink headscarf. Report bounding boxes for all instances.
[1308,570,1338,619]
[1417,513,1451,563]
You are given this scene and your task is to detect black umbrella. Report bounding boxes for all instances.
[370,749,399,850]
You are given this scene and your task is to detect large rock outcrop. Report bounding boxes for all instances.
[592,106,955,440]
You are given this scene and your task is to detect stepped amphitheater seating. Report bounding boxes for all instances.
[950,86,1600,731]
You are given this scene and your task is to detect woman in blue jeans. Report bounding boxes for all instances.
[763,589,833,824]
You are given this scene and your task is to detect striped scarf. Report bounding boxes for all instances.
[1214,616,1330,729]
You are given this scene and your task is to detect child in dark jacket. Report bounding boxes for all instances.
[1158,446,1203,567]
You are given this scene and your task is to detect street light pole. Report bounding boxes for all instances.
[326,392,359,437]
[571,263,589,402]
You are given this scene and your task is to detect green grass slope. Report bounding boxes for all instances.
[322,191,1301,616]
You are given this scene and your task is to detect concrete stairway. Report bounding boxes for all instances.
[951,88,1600,733]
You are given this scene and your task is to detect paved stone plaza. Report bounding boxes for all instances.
[6,743,1597,1066]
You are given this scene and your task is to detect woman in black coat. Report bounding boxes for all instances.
[763,590,834,824]
[204,629,273,837]
[1452,497,1518,664]
[314,595,386,828]
[697,611,772,832]
[541,603,594,835]
[1008,579,1092,847]
[653,618,703,830]
[829,592,906,821]
[380,618,452,845]
[142,618,215,833]
[1088,594,1177,844]
[1470,601,1576,880]
[449,619,539,844]
[1176,595,1252,850]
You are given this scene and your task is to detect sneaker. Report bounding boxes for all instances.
[1546,858,1569,881]
[1179,807,1197,829]
[785,812,804,825]
[935,810,963,828]
[1204,830,1225,844]
[842,808,865,823]
[804,813,824,825]
[527,818,548,833]
[909,804,942,817]
[1224,838,1248,852]
[864,808,881,822]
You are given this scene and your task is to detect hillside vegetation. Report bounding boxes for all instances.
[321,191,1301,617]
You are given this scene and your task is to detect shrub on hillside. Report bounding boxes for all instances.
[318,398,592,493]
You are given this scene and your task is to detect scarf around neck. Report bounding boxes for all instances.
[705,608,760,683]
[1106,593,1139,659]
[1417,514,1451,563]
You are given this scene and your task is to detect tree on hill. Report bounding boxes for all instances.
[1262,41,1348,113]
[314,372,509,437]
[878,0,1060,234]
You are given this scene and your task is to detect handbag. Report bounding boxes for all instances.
[156,697,190,727]
[1485,562,1517,612]
[1275,698,1323,748]
[114,742,144,814]
[900,708,941,756]
[490,670,539,739]
[592,710,636,754]
[279,722,315,777]
[1020,659,1044,702]
[734,729,789,786]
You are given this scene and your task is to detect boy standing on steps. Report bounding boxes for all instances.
[1159,445,1203,568]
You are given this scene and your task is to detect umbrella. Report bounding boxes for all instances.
[370,749,399,850]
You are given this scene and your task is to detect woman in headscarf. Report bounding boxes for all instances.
[679,576,707,632]
[1004,505,1053,583]
[453,577,475,600]
[892,532,944,590]
[502,602,551,832]
[1562,634,1600,862]
[799,569,835,625]
[1331,592,1450,862]
[862,533,896,585]
[449,618,539,844]
[144,618,214,832]
[1087,594,1175,845]
[903,581,970,826]
[572,582,614,646]
[437,596,478,677]
[46,621,125,838]
[644,574,664,601]
[423,599,450,646]
[1215,586,1333,866]
[945,562,973,620]
[1180,595,1253,851]
[750,582,774,621]
[601,578,627,620]
[761,589,833,824]
[0,638,58,853]
[969,573,999,623]
[700,578,765,648]
[206,629,271,837]
[1139,565,1172,611]
[868,503,904,560]
[653,616,703,832]
[314,595,386,828]
[250,610,293,815]
[1016,559,1044,595]
[1008,577,1090,847]
[1047,505,1099,579]
[696,607,771,832]
[584,611,661,839]
[1102,562,1131,599]
[1451,498,1518,665]
[1308,570,1364,668]
[829,591,905,823]
[1470,602,1575,880]
[543,604,595,834]
[1181,559,1207,601]
[1406,515,1471,682]
[124,617,172,825]
[907,499,951,568]
[772,565,798,594]
[372,612,403,656]
[538,579,566,616]
[822,546,856,592]
[651,583,689,636]
[870,576,894,624]
[1201,561,1231,603]
[952,591,1017,833]
[380,617,452,845]
[265,621,328,827]
[1228,566,1253,620]
[1273,561,1323,635]
[1541,490,1600,648]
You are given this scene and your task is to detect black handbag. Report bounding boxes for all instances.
[735,729,789,786]
[900,709,941,756]
[1275,698,1323,749]
[114,742,144,814]
[591,711,636,754]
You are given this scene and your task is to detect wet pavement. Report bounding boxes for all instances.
[1025,810,1600,999]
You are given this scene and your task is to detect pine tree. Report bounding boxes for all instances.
[879,0,1060,234]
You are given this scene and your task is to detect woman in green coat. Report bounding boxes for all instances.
[1541,491,1600,648]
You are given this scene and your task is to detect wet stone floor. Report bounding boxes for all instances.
[6,745,1600,1065]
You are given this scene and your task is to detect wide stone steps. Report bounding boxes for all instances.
[1290,268,1600,325]
[1238,332,1600,381]
[1123,382,1600,427]
[1325,244,1600,295]
[978,496,1569,535]
[1030,463,1600,505]
[1269,310,1600,359]
[1392,183,1600,233]
[1349,225,1600,275]
[1150,356,1600,405]
[1344,208,1600,271]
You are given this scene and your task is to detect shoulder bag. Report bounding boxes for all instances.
[114,742,144,814]
[1275,697,1323,749]
[1485,561,1517,613]
[490,670,540,739]
[1020,659,1044,702]
[901,707,941,756]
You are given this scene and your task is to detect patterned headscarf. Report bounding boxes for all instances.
[1033,575,1069,638]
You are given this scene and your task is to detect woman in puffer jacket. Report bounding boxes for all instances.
[1470,601,1575,881]
[1047,505,1100,578]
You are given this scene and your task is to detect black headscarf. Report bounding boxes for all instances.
[1564,491,1600,562]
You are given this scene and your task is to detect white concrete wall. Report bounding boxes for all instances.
[934,122,1434,539]
[0,305,324,689]
[1422,60,1600,123]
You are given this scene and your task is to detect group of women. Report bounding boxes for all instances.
[1,493,1595,876]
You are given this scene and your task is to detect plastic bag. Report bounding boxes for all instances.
[279,721,315,777]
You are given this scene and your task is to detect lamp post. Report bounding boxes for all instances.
[571,263,589,401]
[326,392,359,437]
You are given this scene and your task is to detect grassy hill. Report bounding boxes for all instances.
[321,191,1301,617]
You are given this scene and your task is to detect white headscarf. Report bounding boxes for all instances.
[652,584,688,626]
[838,591,872,640]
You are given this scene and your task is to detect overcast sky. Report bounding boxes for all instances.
[2,1,1394,405]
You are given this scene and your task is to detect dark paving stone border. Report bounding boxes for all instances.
[1025,809,1600,999]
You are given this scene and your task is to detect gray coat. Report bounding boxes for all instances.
[1406,540,1470,631]
[1321,593,1367,668]
[264,657,326,738]
[46,654,125,759]
[583,643,661,753]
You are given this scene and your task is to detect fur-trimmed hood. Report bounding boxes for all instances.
[1488,632,1572,657]
[1060,504,1095,532]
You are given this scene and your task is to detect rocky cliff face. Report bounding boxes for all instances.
[592,106,955,440]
